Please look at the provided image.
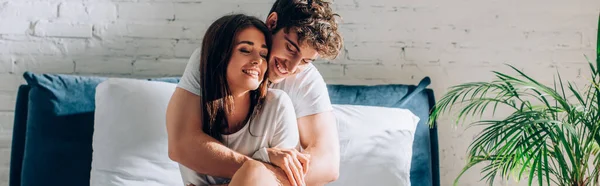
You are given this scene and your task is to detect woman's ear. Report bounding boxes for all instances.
[266,12,278,31]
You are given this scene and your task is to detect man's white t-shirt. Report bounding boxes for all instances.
[176,48,333,185]
[178,89,299,185]
[177,48,333,118]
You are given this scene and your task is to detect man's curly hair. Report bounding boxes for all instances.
[269,0,343,60]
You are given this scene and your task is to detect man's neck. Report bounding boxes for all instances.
[267,80,274,88]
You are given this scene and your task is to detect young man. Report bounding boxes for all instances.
[166,0,343,185]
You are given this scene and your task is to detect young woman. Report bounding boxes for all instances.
[175,14,302,186]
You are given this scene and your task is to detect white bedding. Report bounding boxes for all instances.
[327,104,419,186]
[90,78,419,186]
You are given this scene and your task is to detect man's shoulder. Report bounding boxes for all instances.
[271,64,333,118]
[176,47,203,96]
[296,63,324,82]
[274,64,326,91]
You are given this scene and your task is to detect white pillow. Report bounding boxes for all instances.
[90,78,183,186]
[327,104,419,186]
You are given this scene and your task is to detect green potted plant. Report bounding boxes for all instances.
[429,14,600,186]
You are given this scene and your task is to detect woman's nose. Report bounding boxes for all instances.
[251,54,263,65]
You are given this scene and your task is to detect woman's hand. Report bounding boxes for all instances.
[267,148,310,186]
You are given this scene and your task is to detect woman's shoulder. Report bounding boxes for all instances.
[264,89,293,107]
[266,88,286,97]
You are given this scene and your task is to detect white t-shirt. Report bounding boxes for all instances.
[177,48,333,118]
[178,89,299,186]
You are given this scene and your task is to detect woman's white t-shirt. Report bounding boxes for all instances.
[178,89,299,185]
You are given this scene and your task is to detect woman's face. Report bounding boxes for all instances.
[226,26,269,93]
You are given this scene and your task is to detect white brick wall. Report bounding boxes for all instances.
[58,2,118,21]
[0,0,599,186]
[0,20,30,35]
[34,21,93,38]
[118,3,175,20]
[0,2,58,20]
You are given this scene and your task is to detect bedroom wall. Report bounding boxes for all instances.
[0,0,598,185]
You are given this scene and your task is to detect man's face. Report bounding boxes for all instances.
[267,28,320,84]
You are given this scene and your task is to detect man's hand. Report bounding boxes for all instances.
[267,148,310,186]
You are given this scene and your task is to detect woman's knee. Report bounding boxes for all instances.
[238,160,271,176]
[230,160,279,186]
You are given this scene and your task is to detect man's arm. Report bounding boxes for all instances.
[298,111,340,186]
[166,87,252,178]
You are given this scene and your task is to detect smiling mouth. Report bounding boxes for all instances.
[242,69,259,78]
[275,58,289,75]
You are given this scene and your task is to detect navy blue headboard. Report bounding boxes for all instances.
[326,77,440,186]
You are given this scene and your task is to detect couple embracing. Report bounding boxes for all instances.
[166,0,343,186]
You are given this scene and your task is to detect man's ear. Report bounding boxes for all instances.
[266,12,278,31]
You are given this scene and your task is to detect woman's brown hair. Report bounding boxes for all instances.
[199,14,272,142]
